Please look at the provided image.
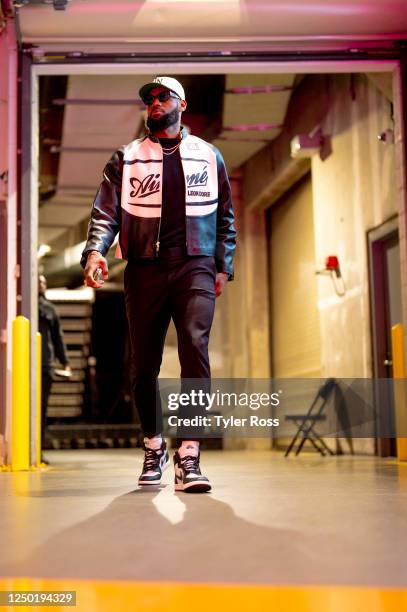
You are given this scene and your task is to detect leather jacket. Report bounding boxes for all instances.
[80,127,237,279]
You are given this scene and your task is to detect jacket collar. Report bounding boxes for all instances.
[146,125,188,143]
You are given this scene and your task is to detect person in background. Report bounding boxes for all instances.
[38,274,71,462]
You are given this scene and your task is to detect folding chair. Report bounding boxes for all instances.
[284,378,337,457]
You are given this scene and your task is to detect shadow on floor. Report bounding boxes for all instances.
[1,483,402,587]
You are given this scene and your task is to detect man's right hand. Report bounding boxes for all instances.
[84,251,109,288]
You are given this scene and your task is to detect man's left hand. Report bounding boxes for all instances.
[215,272,228,298]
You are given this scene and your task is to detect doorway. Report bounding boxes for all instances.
[368,216,402,456]
[11,57,406,461]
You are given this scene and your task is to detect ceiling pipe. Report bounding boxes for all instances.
[218,136,269,143]
[49,146,117,154]
[225,85,294,94]
[223,123,283,132]
[52,98,143,106]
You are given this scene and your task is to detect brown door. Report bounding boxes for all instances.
[368,219,402,456]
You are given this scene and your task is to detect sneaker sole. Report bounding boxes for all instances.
[138,457,170,486]
[175,480,211,493]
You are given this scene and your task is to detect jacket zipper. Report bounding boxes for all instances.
[179,142,188,252]
[155,145,164,256]
[155,217,162,256]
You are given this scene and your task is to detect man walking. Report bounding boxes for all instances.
[81,76,236,492]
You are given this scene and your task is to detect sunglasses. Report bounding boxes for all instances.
[142,90,180,105]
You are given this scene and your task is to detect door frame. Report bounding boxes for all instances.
[8,54,407,463]
[368,216,400,456]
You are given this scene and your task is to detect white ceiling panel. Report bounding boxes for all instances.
[39,202,91,226]
[58,151,114,190]
[219,129,280,143]
[38,226,68,245]
[222,92,292,128]
[40,70,297,249]
[213,139,266,170]
[216,73,295,169]
[40,75,152,248]
[57,74,148,190]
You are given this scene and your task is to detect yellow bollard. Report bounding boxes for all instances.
[36,332,42,467]
[391,324,407,461]
[11,316,30,471]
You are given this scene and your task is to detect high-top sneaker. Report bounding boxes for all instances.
[138,439,170,486]
[173,449,212,493]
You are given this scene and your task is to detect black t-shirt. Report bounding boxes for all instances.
[158,137,186,249]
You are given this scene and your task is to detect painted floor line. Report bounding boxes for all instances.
[0,578,406,612]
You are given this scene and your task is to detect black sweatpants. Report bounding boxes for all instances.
[124,251,216,441]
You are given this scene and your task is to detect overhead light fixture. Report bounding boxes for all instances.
[37,244,51,259]
[291,132,323,158]
[290,128,331,160]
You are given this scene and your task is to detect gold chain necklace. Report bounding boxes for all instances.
[161,133,182,156]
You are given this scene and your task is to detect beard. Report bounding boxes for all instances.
[146,107,180,133]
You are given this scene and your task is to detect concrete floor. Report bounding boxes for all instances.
[0,450,407,588]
